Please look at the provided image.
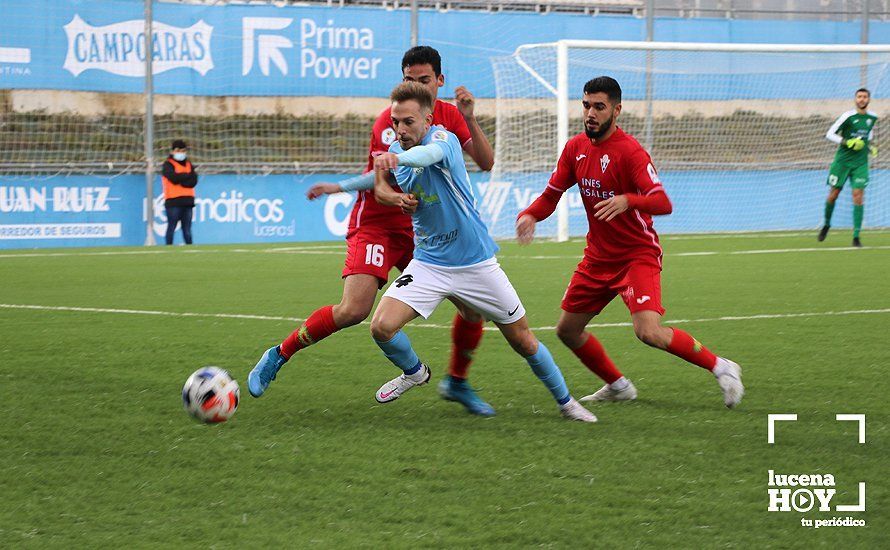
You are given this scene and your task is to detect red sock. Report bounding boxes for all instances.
[280,305,338,359]
[448,313,484,379]
[571,333,623,384]
[666,328,718,371]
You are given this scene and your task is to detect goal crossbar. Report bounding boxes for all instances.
[518,40,890,56]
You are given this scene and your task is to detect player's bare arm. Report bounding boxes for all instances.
[306,169,381,199]
[516,214,537,245]
[375,151,400,171]
[455,86,495,171]
[373,154,418,214]
[515,181,564,244]
[306,182,343,200]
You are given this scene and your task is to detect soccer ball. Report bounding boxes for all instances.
[182,367,240,423]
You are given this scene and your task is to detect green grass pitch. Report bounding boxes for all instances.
[1,231,888,547]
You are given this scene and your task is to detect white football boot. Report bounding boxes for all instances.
[375,364,431,403]
[580,379,638,402]
[713,358,744,408]
[559,397,598,423]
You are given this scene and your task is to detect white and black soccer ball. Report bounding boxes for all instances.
[182,367,240,423]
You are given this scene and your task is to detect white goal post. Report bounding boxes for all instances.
[491,40,890,241]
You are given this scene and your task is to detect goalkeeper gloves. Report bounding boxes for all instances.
[845,137,865,151]
[870,145,879,157]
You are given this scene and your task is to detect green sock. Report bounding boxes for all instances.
[824,201,836,226]
[853,204,864,238]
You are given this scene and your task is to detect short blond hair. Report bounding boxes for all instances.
[390,81,434,113]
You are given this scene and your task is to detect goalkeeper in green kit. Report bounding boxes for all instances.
[818,88,877,247]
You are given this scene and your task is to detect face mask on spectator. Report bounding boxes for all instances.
[173,152,188,162]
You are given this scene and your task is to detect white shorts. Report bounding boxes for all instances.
[382,257,526,325]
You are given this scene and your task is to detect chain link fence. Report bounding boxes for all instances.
[1,0,884,176]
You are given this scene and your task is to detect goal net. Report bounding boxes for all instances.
[489,40,890,240]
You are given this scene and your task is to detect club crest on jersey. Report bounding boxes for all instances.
[381,127,396,145]
[600,154,610,173]
[867,119,874,126]
[647,163,661,184]
[432,130,449,142]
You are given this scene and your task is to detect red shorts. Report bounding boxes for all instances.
[561,259,665,316]
[342,227,414,287]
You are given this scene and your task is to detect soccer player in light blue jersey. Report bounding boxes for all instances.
[366,82,597,422]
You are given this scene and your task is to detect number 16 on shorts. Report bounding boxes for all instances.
[365,244,384,267]
[342,230,413,283]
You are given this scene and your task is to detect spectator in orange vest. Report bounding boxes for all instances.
[161,139,198,245]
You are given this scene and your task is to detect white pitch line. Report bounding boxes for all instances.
[0,250,177,259]
[1,303,888,331]
[672,251,718,257]
[505,245,890,260]
[665,229,890,240]
[529,308,890,330]
[0,303,306,323]
[0,246,342,259]
[2,243,888,261]
[728,245,890,255]
[247,250,345,256]
[263,245,345,252]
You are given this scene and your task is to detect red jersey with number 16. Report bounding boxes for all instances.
[348,99,472,232]
[549,128,665,267]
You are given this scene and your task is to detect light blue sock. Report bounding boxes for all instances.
[525,341,571,405]
[374,330,422,374]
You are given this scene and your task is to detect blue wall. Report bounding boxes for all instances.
[2,2,888,248]
[1,174,367,248]
[2,171,886,249]
[2,0,890,98]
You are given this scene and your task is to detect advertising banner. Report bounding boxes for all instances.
[3,170,887,249]
[0,176,144,248]
[1,0,881,98]
[0,0,409,97]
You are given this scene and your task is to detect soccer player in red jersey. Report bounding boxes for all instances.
[515,76,744,408]
[249,47,498,416]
